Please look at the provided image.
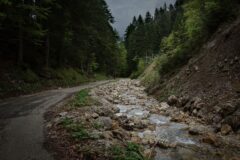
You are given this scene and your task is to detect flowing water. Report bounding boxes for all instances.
[112,81,222,160]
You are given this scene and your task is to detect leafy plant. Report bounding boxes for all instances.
[110,143,147,160]
[60,118,90,140]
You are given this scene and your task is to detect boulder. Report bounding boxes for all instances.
[222,109,240,131]
[95,117,113,130]
[220,102,237,118]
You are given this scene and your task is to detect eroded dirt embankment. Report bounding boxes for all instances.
[144,17,240,135]
[46,79,240,160]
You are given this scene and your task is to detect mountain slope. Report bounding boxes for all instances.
[142,17,240,132]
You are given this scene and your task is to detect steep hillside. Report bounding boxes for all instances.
[142,17,240,132]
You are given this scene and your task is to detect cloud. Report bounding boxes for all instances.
[106,0,176,36]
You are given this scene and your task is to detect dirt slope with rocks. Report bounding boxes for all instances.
[146,17,240,134]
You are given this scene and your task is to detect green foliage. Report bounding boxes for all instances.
[60,118,90,140]
[139,0,239,89]
[54,68,88,85]
[92,122,103,130]
[71,89,91,107]
[130,58,147,79]
[157,0,239,76]
[125,3,176,76]
[17,68,39,83]
[0,67,104,98]
[60,117,74,127]
[110,142,147,160]
[0,0,124,79]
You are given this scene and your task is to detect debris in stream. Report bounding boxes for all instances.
[46,79,240,160]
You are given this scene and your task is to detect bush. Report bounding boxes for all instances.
[110,142,146,160]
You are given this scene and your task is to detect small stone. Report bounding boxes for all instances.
[111,121,119,130]
[131,136,141,143]
[192,109,198,116]
[202,133,218,146]
[159,102,170,110]
[213,106,222,113]
[59,112,68,117]
[189,128,200,135]
[143,149,153,158]
[234,56,239,62]
[103,131,113,139]
[92,113,99,119]
[218,62,224,69]
[194,65,199,71]
[221,124,232,135]
[157,139,176,148]
[168,95,178,106]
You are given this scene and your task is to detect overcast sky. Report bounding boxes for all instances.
[105,0,176,36]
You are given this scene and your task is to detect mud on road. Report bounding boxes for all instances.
[0,80,111,160]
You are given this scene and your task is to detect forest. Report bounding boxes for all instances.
[0,0,127,97]
[125,0,240,78]
[0,0,239,97]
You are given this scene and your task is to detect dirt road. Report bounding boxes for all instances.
[0,80,111,160]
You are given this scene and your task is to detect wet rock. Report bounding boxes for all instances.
[168,95,178,106]
[221,124,232,135]
[95,117,112,130]
[157,139,177,149]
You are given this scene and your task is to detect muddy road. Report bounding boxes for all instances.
[0,80,111,160]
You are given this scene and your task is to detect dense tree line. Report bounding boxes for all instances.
[125,0,239,76]
[0,0,126,76]
[124,2,178,75]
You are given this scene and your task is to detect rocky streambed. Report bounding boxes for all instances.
[46,79,240,160]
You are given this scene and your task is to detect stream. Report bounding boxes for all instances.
[95,79,238,160]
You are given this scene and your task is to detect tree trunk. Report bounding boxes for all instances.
[45,34,50,69]
[18,23,23,66]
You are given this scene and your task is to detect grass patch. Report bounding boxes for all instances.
[110,142,147,160]
[71,89,100,108]
[60,117,91,140]
[92,122,103,130]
